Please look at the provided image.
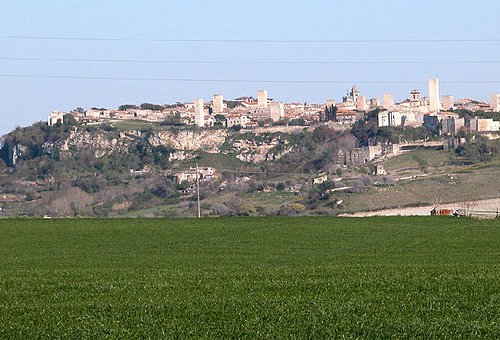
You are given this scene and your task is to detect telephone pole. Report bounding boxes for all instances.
[196,163,201,218]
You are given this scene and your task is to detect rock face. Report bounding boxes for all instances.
[10,144,28,166]
[232,137,293,163]
[1,125,296,166]
[60,129,129,158]
[148,130,228,153]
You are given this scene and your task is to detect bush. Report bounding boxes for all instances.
[278,203,306,216]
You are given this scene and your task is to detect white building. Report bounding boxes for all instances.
[378,111,389,127]
[490,94,500,112]
[378,111,403,127]
[85,109,110,118]
[388,111,402,127]
[175,167,216,184]
[270,102,285,121]
[428,78,441,112]
[468,117,500,132]
[48,111,65,126]
[226,114,250,128]
[194,98,205,127]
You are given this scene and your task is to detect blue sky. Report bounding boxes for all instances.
[1,0,499,135]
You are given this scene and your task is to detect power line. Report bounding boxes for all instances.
[1,35,499,43]
[1,56,499,65]
[1,74,499,84]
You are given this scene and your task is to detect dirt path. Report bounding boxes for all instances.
[340,198,500,217]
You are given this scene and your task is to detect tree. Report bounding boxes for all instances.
[47,187,94,217]
[63,114,78,126]
[289,117,306,126]
[276,182,285,191]
[455,137,499,164]
[324,105,338,122]
[140,103,164,111]
[118,104,139,111]
[458,193,477,217]
[214,114,226,124]
[278,202,306,216]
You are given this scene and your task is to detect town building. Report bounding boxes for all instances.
[467,117,500,132]
[378,111,402,127]
[388,111,402,127]
[378,111,389,127]
[410,89,421,108]
[48,111,65,126]
[336,110,358,125]
[226,114,250,128]
[174,167,216,184]
[312,173,328,185]
[342,85,360,104]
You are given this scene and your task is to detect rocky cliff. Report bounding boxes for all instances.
[0,124,297,166]
[148,129,228,153]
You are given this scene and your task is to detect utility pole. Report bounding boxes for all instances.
[196,163,201,218]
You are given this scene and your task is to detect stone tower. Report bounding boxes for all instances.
[428,78,440,112]
[194,98,205,127]
[257,90,268,108]
[442,95,454,111]
[212,94,224,113]
[269,102,284,121]
[356,96,368,111]
[382,93,394,109]
[490,94,500,112]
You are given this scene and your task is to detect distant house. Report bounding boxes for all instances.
[313,173,328,185]
[174,167,216,184]
[47,111,65,126]
[226,114,250,128]
[336,110,357,125]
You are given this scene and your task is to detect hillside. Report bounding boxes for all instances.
[1,118,499,217]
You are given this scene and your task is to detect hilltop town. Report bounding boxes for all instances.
[47,79,500,134]
[1,78,499,218]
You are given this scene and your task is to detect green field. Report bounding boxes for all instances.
[1,217,500,338]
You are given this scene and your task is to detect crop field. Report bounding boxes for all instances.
[1,217,500,338]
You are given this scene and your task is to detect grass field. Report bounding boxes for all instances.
[1,217,500,338]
